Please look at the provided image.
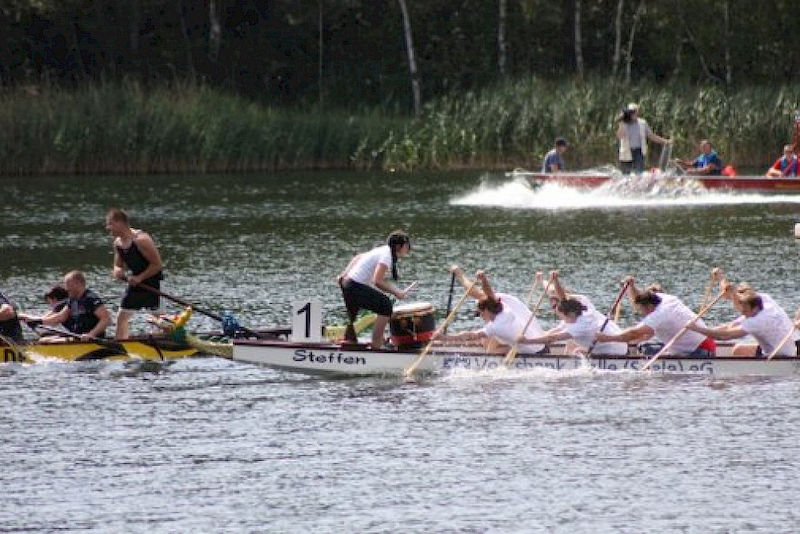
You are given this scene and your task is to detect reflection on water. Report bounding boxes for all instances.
[2,171,800,531]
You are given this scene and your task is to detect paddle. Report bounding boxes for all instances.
[767,324,798,360]
[639,290,725,372]
[442,272,456,334]
[134,282,263,339]
[26,322,128,355]
[586,279,632,357]
[503,278,553,367]
[697,267,723,313]
[525,272,544,306]
[403,279,477,378]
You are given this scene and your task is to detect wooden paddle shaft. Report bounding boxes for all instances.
[503,278,553,366]
[404,280,477,377]
[586,279,631,357]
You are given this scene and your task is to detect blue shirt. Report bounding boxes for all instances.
[541,149,566,173]
[692,151,723,175]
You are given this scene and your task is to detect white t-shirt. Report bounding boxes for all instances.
[481,293,544,353]
[640,293,707,355]
[739,300,797,356]
[346,245,392,286]
[563,314,628,355]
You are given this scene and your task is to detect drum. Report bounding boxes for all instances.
[390,302,436,348]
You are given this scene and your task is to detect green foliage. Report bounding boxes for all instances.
[1,78,799,175]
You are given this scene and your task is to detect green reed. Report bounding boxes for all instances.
[0,79,798,175]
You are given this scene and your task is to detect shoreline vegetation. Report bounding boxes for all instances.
[3,79,799,176]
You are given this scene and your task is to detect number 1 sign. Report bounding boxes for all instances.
[291,299,322,342]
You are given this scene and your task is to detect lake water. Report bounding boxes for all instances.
[2,171,800,532]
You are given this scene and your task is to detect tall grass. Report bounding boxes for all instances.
[0,79,798,175]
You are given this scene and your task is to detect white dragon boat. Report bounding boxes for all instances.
[231,338,800,378]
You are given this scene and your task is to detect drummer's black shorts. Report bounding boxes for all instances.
[341,279,392,317]
[121,281,160,311]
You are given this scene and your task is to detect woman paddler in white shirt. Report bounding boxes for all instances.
[337,230,412,347]
[434,269,546,354]
[517,297,628,356]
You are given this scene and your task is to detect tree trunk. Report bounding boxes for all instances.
[498,0,507,76]
[624,0,645,84]
[574,0,584,81]
[611,0,623,77]
[129,0,140,54]
[397,0,421,116]
[318,0,324,110]
[723,0,732,87]
[177,0,196,83]
[209,0,222,63]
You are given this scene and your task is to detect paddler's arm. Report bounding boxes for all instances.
[623,275,642,306]
[518,329,570,345]
[476,270,497,301]
[686,322,745,340]
[0,303,15,321]
[18,306,69,327]
[596,323,653,344]
[83,304,111,340]
[549,271,567,301]
[449,265,485,300]
[433,329,486,344]
[127,233,163,286]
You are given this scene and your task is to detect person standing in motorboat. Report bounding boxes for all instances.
[616,103,671,174]
[676,139,723,175]
[338,230,413,348]
[541,137,568,173]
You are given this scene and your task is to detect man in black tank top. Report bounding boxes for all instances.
[0,288,23,343]
[105,208,164,339]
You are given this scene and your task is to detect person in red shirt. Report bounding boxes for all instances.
[765,144,799,177]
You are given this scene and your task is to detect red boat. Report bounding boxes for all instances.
[508,170,800,194]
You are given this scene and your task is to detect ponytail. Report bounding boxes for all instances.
[386,230,410,282]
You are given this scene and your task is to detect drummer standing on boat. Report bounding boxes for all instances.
[338,230,413,347]
[105,208,164,340]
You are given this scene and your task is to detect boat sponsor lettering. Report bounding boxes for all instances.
[440,355,716,374]
[442,355,569,370]
[3,348,22,363]
[293,349,366,366]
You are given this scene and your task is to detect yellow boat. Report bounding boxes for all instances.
[0,336,197,363]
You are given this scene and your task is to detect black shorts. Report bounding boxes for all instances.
[121,281,160,311]
[341,279,392,318]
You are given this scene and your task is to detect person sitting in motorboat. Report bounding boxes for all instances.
[594,277,716,357]
[0,286,24,343]
[541,137,568,173]
[685,281,798,357]
[765,144,799,178]
[448,266,545,353]
[337,230,413,348]
[676,139,723,175]
[18,270,111,340]
[517,297,628,356]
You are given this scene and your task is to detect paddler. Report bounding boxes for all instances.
[765,144,799,177]
[686,281,798,357]
[594,277,716,357]
[338,230,413,348]
[676,139,723,175]
[105,208,164,339]
[438,268,546,354]
[0,286,24,343]
[19,270,111,340]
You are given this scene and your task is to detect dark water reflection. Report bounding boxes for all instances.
[2,171,800,532]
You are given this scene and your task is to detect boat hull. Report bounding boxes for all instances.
[510,171,800,193]
[232,340,800,378]
[1,337,197,363]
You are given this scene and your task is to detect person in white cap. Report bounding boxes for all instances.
[616,102,671,174]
